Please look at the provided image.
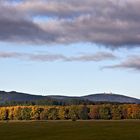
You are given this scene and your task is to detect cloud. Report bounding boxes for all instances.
[29,54,66,62]
[0,0,140,47]
[0,51,116,62]
[0,2,56,44]
[0,51,21,58]
[66,52,116,62]
[103,55,140,70]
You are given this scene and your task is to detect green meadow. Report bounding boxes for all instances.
[0,120,140,140]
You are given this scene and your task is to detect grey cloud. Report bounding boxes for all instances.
[66,52,116,62]
[0,51,66,61]
[17,0,140,21]
[0,51,116,62]
[103,55,140,70]
[0,51,21,58]
[29,54,66,62]
[1,0,140,47]
[0,4,56,44]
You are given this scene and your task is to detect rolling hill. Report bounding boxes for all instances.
[0,90,140,104]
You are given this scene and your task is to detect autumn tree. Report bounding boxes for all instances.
[58,106,66,120]
[0,107,9,120]
[13,106,22,120]
[40,108,48,120]
[47,107,59,120]
[21,107,31,120]
[111,105,122,120]
[78,105,89,120]
[99,105,111,120]
[89,105,100,119]
[31,107,44,120]
[132,105,140,119]
[69,105,79,121]
[8,107,14,120]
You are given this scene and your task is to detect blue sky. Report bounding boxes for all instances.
[0,0,140,98]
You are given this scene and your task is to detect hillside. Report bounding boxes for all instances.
[0,91,140,105]
[83,93,140,104]
[0,91,45,103]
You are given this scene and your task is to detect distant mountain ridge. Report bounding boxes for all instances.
[0,90,140,104]
[82,93,140,104]
[0,91,45,103]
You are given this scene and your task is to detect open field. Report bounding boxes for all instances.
[0,120,140,140]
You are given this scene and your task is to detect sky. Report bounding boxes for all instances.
[0,0,140,98]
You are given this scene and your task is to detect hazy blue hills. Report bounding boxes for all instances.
[0,91,140,104]
[0,91,45,103]
[83,93,140,104]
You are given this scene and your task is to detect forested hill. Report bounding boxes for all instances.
[0,91,45,103]
[83,93,140,104]
[0,90,140,105]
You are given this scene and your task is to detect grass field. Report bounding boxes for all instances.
[0,120,140,140]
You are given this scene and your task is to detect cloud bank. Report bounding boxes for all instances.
[0,0,140,47]
[0,51,116,62]
[103,55,140,71]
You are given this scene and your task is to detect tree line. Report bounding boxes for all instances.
[0,104,140,121]
[0,99,95,106]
